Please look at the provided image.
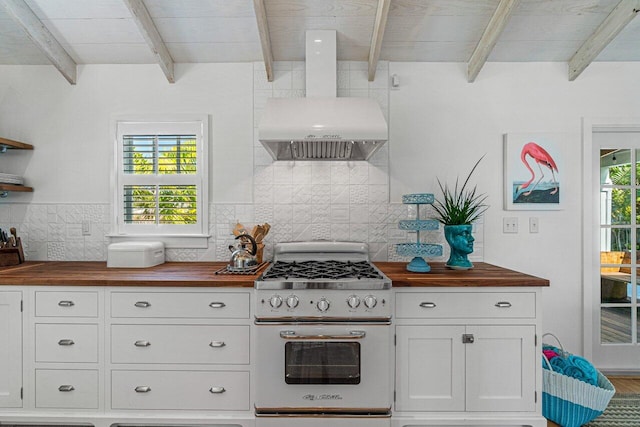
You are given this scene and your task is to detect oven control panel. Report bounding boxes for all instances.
[256,290,392,319]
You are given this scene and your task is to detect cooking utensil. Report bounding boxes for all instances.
[232,222,247,237]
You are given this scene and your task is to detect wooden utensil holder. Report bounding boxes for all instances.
[0,237,25,266]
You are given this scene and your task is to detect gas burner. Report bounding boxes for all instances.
[261,260,383,281]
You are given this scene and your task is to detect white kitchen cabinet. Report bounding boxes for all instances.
[0,291,22,408]
[396,324,535,412]
[393,288,545,427]
[30,289,104,413]
[107,288,253,416]
[111,370,250,410]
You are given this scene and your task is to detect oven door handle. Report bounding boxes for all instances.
[279,330,366,340]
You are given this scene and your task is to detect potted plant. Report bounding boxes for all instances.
[431,156,488,270]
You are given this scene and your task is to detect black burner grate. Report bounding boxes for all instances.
[261,260,383,280]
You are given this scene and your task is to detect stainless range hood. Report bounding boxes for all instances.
[258,30,388,161]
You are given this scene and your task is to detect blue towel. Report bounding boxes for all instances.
[549,354,568,373]
[566,355,598,386]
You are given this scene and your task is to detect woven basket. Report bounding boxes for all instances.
[542,333,616,427]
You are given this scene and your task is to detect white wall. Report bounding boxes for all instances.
[389,61,640,353]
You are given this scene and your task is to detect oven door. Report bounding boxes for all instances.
[254,322,392,414]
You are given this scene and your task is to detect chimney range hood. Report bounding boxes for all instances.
[258,30,388,161]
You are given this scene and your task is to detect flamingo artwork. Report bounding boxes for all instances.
[518,142,559,197]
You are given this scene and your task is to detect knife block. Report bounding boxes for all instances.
[0,237,25,266]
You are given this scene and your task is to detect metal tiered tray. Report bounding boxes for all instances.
[395,193,443,272]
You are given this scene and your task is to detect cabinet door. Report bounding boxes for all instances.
[395,325,465,411]
[465,325,536,412]
[0,291,22,407]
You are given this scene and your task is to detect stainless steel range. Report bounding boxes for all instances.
[254,241,392,427]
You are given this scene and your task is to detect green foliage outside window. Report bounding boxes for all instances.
[124,138,197,225]
[608,164,639,251]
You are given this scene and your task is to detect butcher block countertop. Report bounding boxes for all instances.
[377,262,549,287]
[0,261,548,287]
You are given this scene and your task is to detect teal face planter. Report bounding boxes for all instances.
[444,224,474,270]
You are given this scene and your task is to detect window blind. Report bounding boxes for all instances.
[123,135,197,175]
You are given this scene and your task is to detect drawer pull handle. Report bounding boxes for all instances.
[209,386,226,394]
[58,385,75,392]
[419,302,436,308]
[58,300,75,307]
[134,301,151,308]
[134,340,151,347]
[209,341,226,348]
[135,386,151,393]
[58,339,75,346]
[209,302,226,309]
[495,301,512,308]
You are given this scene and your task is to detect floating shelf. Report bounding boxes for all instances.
[396,193,443,273]
[0,137,33,151]
[0,137,33,198]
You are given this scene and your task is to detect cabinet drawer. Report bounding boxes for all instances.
[35,291,99,317]
[111,370,249,410]
[110,292,249,319]
[35,369,99,409]
[111,324,249,364]
[395,292,536,318]
[35,324,99,363]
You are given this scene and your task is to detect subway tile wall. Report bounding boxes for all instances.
[0,61,483,264]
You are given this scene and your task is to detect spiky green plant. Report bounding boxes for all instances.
[432,156,488,225]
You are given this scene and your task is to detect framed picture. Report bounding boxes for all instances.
[504,133,564,210]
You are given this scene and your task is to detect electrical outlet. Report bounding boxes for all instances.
[82,221,91,236]
[529,217,539,233]
[503,217,518,233]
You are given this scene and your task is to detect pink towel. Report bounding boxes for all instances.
[543,349,559,360]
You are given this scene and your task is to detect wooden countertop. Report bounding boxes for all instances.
[0,261,548,287]
[377,262,549,287]
[0,261,261,287]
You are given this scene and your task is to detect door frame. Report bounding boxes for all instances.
[582,116,640,372]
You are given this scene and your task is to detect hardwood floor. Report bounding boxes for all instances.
[547,376,640,427]
[608,376,640,394]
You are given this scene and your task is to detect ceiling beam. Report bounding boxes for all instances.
[467,0,519,83]
[253,0,274,82]
[568,0,640,81]
[368,0,391,82]
[123,0,175,83]
[0,0,77,84]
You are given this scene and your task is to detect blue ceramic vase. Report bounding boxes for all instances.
[444,224,474,270]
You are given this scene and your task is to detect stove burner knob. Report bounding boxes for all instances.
[317,298,330,312]
[364,295,377,309]
[347,295,361,309]
[286,295,299,308]
[269,295,283,309]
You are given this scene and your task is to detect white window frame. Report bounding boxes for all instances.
[110,114,209,249]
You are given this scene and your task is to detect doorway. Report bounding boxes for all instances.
[585,123,640,372]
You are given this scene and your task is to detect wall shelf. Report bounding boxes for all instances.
[0,137,34,152]
[0,137,33,197]
[0,184,33,198]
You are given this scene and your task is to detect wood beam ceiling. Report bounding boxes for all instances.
[123,0,175,83]
[0,0,77,84]
[467,0,519,83]
[253,0,274,82]
[568,0,640,81]
[368,0,391,82]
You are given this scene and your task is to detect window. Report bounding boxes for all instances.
[112,116,209,248]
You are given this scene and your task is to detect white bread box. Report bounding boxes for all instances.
[107,241,165,268]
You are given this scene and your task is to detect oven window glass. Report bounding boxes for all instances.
[284,341,360,384]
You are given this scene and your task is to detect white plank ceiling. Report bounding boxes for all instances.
[0,0,639,83]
